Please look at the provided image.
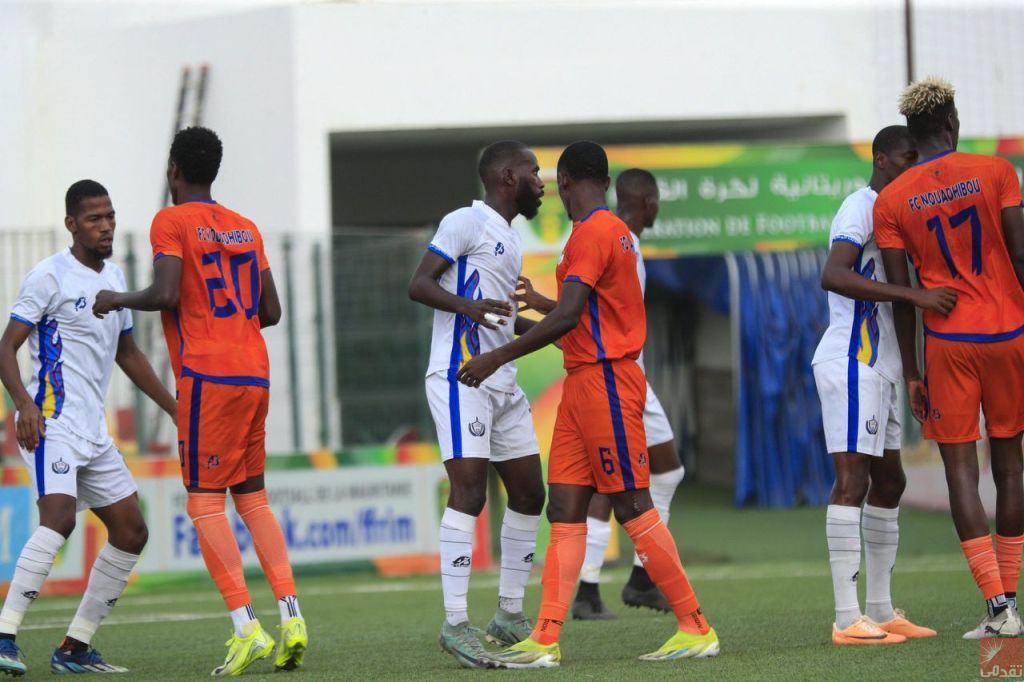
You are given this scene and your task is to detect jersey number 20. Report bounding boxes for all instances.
[202,250,260,319]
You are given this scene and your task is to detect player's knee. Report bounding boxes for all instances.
[109,519,148,554]
[448,488,487,517]
[830,475,869,507]
[508,485,545,516]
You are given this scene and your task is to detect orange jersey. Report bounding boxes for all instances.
[874,151,1024,340]
[555,207,646,370]
[150,200,271,384]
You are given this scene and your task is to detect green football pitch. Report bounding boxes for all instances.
[12,485,993,680]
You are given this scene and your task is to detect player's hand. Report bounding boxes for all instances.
[15,402,45,452]
[514,276,553,314]
[93,289,123,318]
[906,378,928,423]
[456,351,502,388]
[462,298,511,330]
[911,287,958,316]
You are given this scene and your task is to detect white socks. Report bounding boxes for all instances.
[66,544,140,644]
[0,526,67,636]
[581,517,612,584]
[278,595,302,623]
[498,509,540,614]
[440,508,476,626]
[230,604,257,637]
[862,505,899,623]
[826,505,862,629]
[634,467,684,567]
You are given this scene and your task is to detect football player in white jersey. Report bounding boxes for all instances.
[0,180,176,675]
[408,141,546,668]
[811,126,955,645]
[514,169,685,619]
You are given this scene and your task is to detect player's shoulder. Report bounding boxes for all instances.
[836,186,876,215]
[439,205,477,229]
[949,151,1010,171]
[25,251,69,282]
[876,166,924,207]
[590,209,629,236]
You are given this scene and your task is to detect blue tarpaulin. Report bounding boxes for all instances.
[646,250,833,508]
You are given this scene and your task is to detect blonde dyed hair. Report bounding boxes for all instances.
[898,77,956,117]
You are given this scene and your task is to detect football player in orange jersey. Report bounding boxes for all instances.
[875,78,1024,639]
[93,127,307,674]
[459,141,718,667]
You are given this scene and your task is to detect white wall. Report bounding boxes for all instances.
[4,0,1023,453]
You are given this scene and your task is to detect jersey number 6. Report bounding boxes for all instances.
[202,250,260,319]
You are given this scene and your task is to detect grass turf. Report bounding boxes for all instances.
[10,484,991,680]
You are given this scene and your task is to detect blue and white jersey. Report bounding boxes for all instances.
[425,200,522,392]
[811,187,900,384]
[9,248,133,446]
[631,231,649,370]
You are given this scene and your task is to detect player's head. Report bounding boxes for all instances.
[64,179,115,260]
[871,125,918,186]
[615,168,659,235]
[167,126,223,204]
[556,141,610,219]
[898,77,959,150]
[478,141,544,220]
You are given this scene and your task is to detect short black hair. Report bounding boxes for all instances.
[478,140,528,184]
[615,168,657,199]
[871,125,914,157]
[169,126,223,185]
[557,141,608,182]
[65,179,108,216]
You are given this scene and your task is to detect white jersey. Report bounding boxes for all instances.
[9,248,133,446]
[632,231,648,369]
[425,200,522,391]
[811,187,900,383]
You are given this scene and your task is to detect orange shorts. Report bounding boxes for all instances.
[176,375,269,489]
[548,359,649,494]
[923,334,1024,442]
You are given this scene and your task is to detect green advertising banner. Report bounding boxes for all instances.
[523,138,1024,257]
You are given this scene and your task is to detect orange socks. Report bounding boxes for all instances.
[233,490,297,599]
[186,493,251,610]
[996,533,1024,598]
[961,535,1006,601]
[623,508,708,634]
[531,523,587,646]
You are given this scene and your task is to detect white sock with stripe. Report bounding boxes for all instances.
[826,504,862,629]
[278,595,302,623]
[863,504,899,623]
[440,507,476,626]
[498,509,540,614]
[230,604,258,637]
[0,526,66,636]
[67,544,140,644]
[580,517,612,583]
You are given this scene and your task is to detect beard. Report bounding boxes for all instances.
[514,185,541,220]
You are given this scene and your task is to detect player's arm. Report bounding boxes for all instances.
[0,320,45,451]
[457,281,589,388]
[821,241,957,314]
[1001,205,1024,291]
[407,250,512,330]
[259,268,282,328]
[880,247,927,423]
[515,276,556,314]
[115,332,177,424]
[93,257,182,317]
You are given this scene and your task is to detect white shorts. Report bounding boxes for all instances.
[643,382,674,447]
[813,357,901,457]
[426,372,540,462]
[19,421,137,512]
